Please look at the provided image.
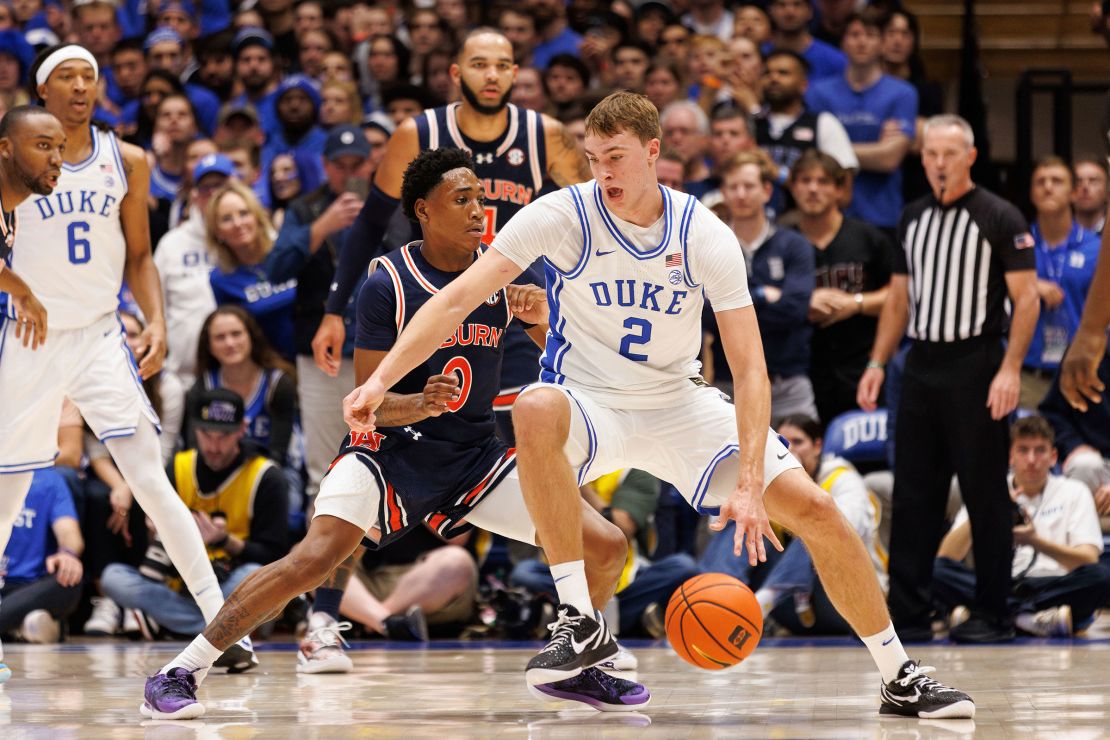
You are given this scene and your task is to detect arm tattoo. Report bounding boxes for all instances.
[374,392,428,427]
[551,126,590,186]
[321,549,363,590]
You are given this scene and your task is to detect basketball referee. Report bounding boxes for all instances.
[857,114,1040,643]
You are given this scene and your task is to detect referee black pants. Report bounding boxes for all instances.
[888,337,1013,629]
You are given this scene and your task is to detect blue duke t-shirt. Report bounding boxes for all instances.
[2,469,77,583]
[806,74,918,228]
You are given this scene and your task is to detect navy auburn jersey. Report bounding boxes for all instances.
[333,241,527,546]
[416,103,549,394]
[415,103,547,239]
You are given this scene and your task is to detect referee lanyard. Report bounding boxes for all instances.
[1031,223,1073,365]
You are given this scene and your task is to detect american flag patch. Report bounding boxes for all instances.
[665,253,683,267]
[1013,232,1035,249]
[100,164,113,174]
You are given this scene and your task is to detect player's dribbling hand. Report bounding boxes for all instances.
[711,482,782,567]
[136,320,167,379]
[856,366,884,411]
[1059,328,1106,412]
[312,314,346,377]
[505,284,548,325]
[421,373,461,417]
[12,291,47,349]
[344,379,385,431]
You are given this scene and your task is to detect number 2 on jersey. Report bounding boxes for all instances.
[441,356,473,412]
[67,221,91,264]
[619,317,652,362]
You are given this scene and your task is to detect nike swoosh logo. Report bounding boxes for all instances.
[554,575,570,583]
[569,632,594,653]
[595,249,616,256]
[882,636,895,646]
[777,451,790,460]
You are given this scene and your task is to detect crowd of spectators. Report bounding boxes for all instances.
[1,0,1107,646]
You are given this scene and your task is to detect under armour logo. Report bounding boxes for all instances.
[474,153,494,165]
[404,426,423,440]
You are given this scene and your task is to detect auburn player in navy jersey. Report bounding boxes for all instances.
[142,149,647,719]
[311,28,589,428]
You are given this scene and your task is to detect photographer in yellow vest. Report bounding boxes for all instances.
[100,389,289,658]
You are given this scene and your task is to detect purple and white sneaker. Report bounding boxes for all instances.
[140,668,205,719]
[529,667,651,712]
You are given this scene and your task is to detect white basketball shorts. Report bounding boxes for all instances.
[516,382,802,513]
[0,312,160,473]
[314,453,538,546]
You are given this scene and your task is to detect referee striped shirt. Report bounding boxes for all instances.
[895,187,1035,342]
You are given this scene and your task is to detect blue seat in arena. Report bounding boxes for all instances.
[822,409,889,464]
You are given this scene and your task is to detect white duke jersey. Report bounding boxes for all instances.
[493,181,753,409]
[8,127,129,329]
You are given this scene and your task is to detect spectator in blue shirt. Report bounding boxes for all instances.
[711,150,817,421]
[1021,156,1103,408]
[0,469,84,644]
[261,74,327,197]
[806,8,918,232]
[142,26,220,135]
[529,0,583,70]
[766,0,846,82]
[207,180,297,359]
[230,28,280,139]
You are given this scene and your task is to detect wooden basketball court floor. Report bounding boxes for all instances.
[1,637,1108,738]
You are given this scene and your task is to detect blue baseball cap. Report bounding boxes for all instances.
[276,73,321,111]
[324,125,370,161]
[157,0,196,17]
[193,153,237,183]
[144,26,183,52]
[233,27,274,57]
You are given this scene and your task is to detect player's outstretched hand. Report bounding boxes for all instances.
[505,283,548,325]
[1059,328,1106,412]
[710,483,782,567]
[344,379,385,432]
[856,365,884,411]
[136,319,167,379]
[12,291,47,349]
[312,314,346,377]
[986,364,1020,420]
[421,373,461,417]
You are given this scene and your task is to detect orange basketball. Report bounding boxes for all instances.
[665,572,762,670]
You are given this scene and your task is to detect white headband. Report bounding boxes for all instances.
[35,45,99,88]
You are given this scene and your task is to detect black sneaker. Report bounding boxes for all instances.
[880,660,975,719]
[948,615,1015,644]
[213,637,259,673]
[529,666,650,712]
[383,605,429,641]
[525,604,617,687]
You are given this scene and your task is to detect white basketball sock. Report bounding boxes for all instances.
[161,634,223,685]
[104,420,224,623]
[861,622,910,684]
[753,587,781,617]
[549,559,593,616]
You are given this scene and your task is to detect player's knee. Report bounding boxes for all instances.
[589,518,627,574]
[1063,450,1104,482]
[512,390,569,443]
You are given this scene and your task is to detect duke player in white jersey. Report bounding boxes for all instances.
[346,92,975,719]
[0,104,66,685]
[0,46,254,679]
